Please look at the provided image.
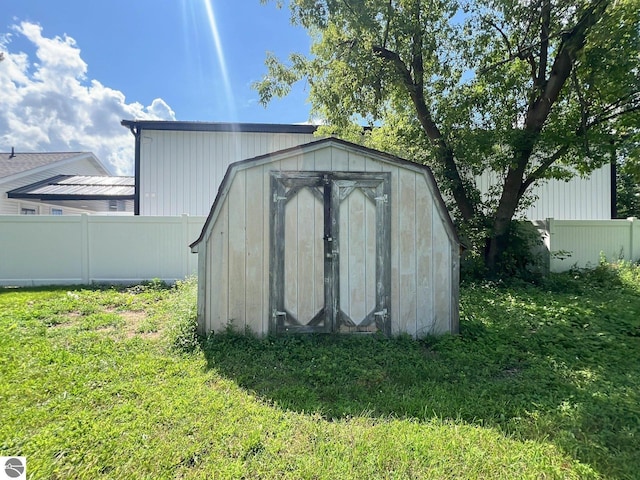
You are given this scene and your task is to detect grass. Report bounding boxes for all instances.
[0,265,639,479]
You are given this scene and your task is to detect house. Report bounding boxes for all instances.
[121,120,613,221]
[121,120,317,215]
[1,149,134,214]
[476,166,613,221]
[190,138,460,338]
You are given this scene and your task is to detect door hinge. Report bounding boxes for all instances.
[374,194,388,203]
[374,308,388,319]
[273,193,287,203]
[272,309,287,320]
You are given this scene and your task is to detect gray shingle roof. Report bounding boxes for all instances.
[0,152,92,179]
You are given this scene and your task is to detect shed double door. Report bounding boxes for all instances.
[270,171,391,335]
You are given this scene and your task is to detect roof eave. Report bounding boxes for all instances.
[121,119,319,135]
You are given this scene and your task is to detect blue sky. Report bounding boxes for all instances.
[1,0,314,173]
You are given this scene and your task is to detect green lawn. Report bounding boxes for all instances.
[1,266,639,479]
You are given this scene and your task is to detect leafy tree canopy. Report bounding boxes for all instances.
[256,0,640,273]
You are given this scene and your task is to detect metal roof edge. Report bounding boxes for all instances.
[121,119,319,134]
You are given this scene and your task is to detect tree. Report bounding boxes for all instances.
[617,161,640,219]
[256,0,640,273]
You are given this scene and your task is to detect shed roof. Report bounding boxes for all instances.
[7,175,135,201]
[190,137,458,250]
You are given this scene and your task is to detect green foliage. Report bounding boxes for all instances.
[617,161,640,218]
[257,0,640,274]
[2,270,640,478]
[460,220,546,282]
[163,277,200,353]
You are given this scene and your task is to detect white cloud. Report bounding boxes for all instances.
[0,21,176,175]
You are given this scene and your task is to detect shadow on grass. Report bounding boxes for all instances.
[202,277,640,480]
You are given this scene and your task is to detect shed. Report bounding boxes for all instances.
[190,138,459,338]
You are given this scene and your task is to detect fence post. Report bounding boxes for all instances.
[80,214,90,284]
[182,214,189,280]
[630,217,637,262]
[547,218,555,272]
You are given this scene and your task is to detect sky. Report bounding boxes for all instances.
[1,0,314,175]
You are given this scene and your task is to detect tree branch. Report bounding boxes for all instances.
[526,0,610,131]
[521,145,570,192]
[483,17,513,57]
[372,43,477,220]
[537,0,551,87]
[572,69,590,153]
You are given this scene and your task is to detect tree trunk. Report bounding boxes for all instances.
[484,168,526,274]
[483,0,609,274]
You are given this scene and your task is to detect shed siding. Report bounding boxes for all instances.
[200,144,458,337]
[398,168,417,336]
[140,130,315,216]
[431,203,452,334]
[245,166,266,333]
[227,170,247,331]
[206,198,229,333]
[416,177,434,336]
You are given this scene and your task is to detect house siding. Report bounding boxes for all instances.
[475,164,611,220]
[139,130,317,216]
[0,158,109,215]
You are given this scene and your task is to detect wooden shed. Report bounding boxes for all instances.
[190,138,459,338]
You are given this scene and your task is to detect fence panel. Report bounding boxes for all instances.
[547,218,639,272]
[3,215,638,284]
[0,215,206,286]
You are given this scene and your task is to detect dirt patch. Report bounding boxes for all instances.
[118,310,162,340]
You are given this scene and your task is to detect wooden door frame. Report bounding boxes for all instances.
[270,171,391,335]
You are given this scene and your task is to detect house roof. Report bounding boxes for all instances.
[1,151,83,179]
[7,175,135,201]
[121,119,319,134]
[0,151,111,180]
[190,137,459,250]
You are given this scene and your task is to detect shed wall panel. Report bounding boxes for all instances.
[331,149,350,171]
[398,169,418,337]
[245,167,266,333]
[416,178,434,335]
[313,148,332,170]
[261,165,272,334]
[206,197,229,333]
[432,203,452,335]
[227,171,247,331]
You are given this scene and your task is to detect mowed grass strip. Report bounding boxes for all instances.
[1,265,638,479]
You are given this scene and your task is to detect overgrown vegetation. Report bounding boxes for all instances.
[256,0,640,272]
[1,266,639,479]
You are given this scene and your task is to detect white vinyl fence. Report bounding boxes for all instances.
[537,217,640,272]
[0,215,206,286]
[2,215,638,285]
